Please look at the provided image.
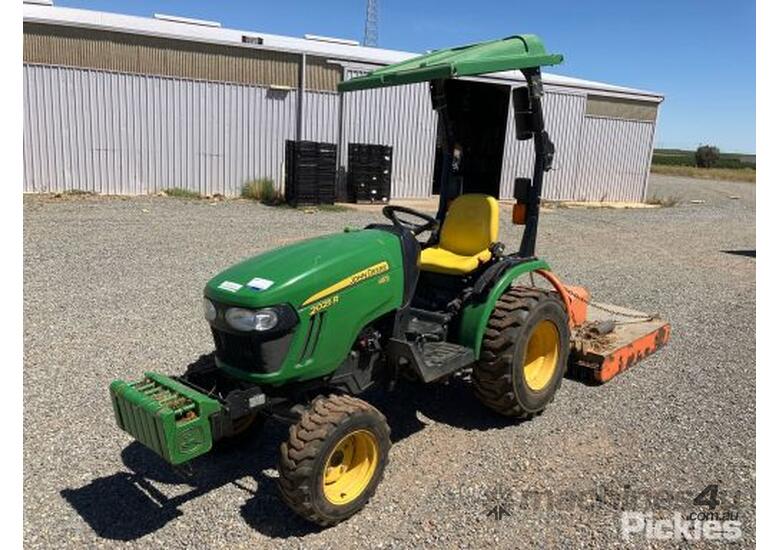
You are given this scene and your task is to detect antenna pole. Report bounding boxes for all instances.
[363,0,379,47]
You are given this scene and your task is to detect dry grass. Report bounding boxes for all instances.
[311,204,354,212]
[160,187,202,199]
[645,194,681,207]
[540,199,660,209]
[651,164,756,183]
[241,178,285,205]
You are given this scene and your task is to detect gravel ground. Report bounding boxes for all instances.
[23,174,755,549]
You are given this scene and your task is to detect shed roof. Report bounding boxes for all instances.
[22,4,663,102]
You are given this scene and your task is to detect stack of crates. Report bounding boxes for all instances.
[347,144,393,203]
[284,140,337,206]
[316,144,337,205]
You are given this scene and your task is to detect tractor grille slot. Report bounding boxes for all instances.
[211,328,292,374]
[299,312,324,363]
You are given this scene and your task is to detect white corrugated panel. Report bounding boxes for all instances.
[303,90,339,144]
[22,64,323,195]
[501,92,655,202]
[23,64,656,202]
[501,90,587,200]
[576,116,655,202]
[342,68,437,198]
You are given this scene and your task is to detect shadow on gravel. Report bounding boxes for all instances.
[61,421,319,541]
[722,249,755,258]
[239,485,321,538]
[60,370,546,541]
[375,366,605,434]
[563,367,604,387]
[370,376,518,438]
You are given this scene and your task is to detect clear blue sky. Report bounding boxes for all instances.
[56,0,756,153]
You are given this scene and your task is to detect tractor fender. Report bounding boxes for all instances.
[457,258,551,356]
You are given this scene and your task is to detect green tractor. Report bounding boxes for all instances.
[110,35,669,526]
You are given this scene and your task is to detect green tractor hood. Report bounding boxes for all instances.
[204,228,405,311]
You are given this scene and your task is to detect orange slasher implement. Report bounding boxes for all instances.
[534,270,670,383]
[563,285,670,383]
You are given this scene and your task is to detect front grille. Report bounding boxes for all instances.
[211,328,292,374]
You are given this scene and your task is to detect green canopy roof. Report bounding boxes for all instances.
[338,34,563,92]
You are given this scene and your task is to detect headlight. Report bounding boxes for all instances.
[225,307,279,332]
[203,298,217,322]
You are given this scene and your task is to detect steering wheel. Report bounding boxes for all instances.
[382,205,439,236]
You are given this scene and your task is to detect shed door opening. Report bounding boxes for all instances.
[431,79,510,198]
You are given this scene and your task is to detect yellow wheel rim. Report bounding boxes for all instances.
[322,429,379,505]
[522,320,560,391]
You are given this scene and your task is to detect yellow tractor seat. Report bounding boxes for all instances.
[419,194,499,275]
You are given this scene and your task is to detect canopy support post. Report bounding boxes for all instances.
[519,68,553,258]
[431,80,458,223]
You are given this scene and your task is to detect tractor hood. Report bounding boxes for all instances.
[204,228,404,310]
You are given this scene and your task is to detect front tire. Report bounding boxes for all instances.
[278,394,391,526]
[472,286,570,418]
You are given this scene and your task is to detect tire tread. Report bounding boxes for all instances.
[278,394,390,526]
[472,286,568,418]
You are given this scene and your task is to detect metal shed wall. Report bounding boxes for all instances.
[341,68,655,202]
[341,67,437,198]
[23,63,657,202]
[500,91,655,202]
[23,64,338,195]
[501,90,587,201]
[24,22,341,92]
[575,116,655,202]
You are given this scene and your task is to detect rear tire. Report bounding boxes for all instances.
[472,286,570,418]
[278,394,391,526]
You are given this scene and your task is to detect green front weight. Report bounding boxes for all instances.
[109,372,222,465]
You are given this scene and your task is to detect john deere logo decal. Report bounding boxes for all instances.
[302,262,390,306]
[178,426,205,453]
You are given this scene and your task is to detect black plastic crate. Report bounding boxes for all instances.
[347,144,393,203]
[285,140,337,206]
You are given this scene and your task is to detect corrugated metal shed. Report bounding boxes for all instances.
[501,90,587,200]
[22,3,663,101]
[576,117,655,201]
[342,67,437,199]
[23,65,339,194]
[22,4,664,202]
[23,22,341,91]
